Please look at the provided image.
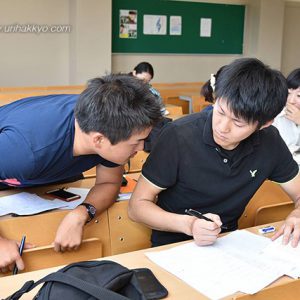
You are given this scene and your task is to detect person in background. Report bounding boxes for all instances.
[131,62,167,116]
[0,74,162,273]
[129,58,300,248]
[273,68,300,165]
[200,66,226,112]
[131,62,171,152]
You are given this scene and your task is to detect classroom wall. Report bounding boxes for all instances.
[0,0,298,86]
[0,0,111,86]
[281,1,300,76]
[112,0,289,82]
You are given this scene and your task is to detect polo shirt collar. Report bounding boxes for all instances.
[202,110,260,162]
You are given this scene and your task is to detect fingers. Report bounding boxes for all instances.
[15,257,25,271]
[192,217,222,246]
[291,226,300,248]
[271,223,300,248]
[23,242,35,249]
[271,224,284,241]
[53,241,80,253]
[205,213,223,228]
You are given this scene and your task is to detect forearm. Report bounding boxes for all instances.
[85,182,120,212]
[129,198,194,236]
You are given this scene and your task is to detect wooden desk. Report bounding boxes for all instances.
[0,175,148,276]
[1,221,299,300]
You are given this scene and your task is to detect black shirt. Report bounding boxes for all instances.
[142,110,299,246]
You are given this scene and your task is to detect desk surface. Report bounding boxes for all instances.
[1,221,296,300]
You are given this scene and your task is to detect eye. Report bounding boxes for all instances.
[233,120,246,128]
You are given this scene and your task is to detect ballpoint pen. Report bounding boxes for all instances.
[13,235,26,275]
[185,208,228,230]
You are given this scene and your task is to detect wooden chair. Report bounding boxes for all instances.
[191,95,211,113]
[254,202,294,226]
[162,96,190,114]
[238,180,292,229]
[165,104,183,115]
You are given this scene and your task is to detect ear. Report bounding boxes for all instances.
[92,132,105,148]
[259,119,274,130]
[132,70,137,77]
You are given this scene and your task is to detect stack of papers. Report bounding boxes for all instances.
[146,230,299,300]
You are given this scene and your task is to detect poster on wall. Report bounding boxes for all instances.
[143,15,167,35]
[119,9,137,38]
[170,16,182,35]
[200,18,212,37]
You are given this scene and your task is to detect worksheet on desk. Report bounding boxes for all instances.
[146,230,298,300]
[0,192,68,216]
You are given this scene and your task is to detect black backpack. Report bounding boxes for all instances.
[4,260,167,300]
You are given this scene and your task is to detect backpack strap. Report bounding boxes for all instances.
[5,272,130,300]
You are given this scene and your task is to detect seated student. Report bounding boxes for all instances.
[128,58,300,248]
[131,62,167,116]
[131,62,171,152]
[200,66,225,112]
[0,74,162,272]
[273,68,300,165]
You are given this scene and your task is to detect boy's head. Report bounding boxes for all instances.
[286,68,300,109]
[215,58,287,128]
[212,58,287,150]
[132,62,154,83]
[75,74,162,144]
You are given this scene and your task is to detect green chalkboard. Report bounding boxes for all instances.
[112,0,245,54]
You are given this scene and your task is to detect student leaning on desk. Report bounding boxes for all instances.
[129,58,300,248]
[0,74,162,273]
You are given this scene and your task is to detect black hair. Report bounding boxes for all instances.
[200,66,226,103]
[133,62,154,79]
[215,58,287,127]
[287,68,300,89]
[75,74,162,145]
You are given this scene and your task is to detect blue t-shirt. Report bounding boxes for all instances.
[0,94,118,187]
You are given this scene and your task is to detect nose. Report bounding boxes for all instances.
[219,118,231,133]
[287,93,296,104]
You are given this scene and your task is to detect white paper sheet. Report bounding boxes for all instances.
[262,235,300,279]
[146,230,298,300]
[0,192,68,216]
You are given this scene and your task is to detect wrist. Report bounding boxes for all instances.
[78,203,97,224]
[182,215,197,236]
[74,205,90,225]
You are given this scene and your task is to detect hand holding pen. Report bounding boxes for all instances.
[185,209,225,246]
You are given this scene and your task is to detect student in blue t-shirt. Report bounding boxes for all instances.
[0,74,162,273]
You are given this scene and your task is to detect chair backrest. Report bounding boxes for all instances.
[254,202,294,226]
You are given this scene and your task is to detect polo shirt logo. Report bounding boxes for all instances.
[250,170,258,178]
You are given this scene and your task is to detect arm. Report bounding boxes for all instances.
[272,174,300,247]
[53,164,123,252]
[128,176,222,246]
